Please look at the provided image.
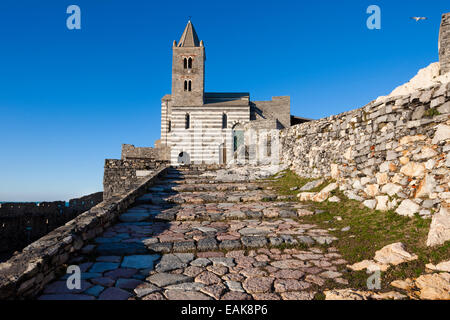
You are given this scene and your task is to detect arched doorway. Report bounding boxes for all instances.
[177,151,190,165]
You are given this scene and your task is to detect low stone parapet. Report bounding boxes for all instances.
[0,166,168,299]
[103,158,169,200]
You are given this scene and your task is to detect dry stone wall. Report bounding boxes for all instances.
[103,158,169,200]
[440,13,450,75]
[0,166,167,299]
[121,144,161,160]
[280,82,450,246]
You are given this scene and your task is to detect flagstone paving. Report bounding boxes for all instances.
[38,167,345,300]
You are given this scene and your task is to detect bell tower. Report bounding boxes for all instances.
[172,21,205,106]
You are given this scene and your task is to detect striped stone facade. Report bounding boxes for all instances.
[160,21,291,165]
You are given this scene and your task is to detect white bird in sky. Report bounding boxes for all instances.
[411,17,428,21]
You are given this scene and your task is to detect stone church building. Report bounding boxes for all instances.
[157,21,304,165]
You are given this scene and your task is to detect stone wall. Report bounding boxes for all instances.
[121,144,160,160]
[280,82,450,246]
[245,119,280,130]
[103,158,169,200]
[0,167,167,299]
[0,192,103,260]
[440,13,450,75]
[251,96,291,129]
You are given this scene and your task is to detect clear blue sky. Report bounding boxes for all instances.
[0,0,448,201]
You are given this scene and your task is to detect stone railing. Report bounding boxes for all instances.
[0,166,168,300]
[103,158,169,200]
[280,82,450,246]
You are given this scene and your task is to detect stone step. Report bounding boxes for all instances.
[148,182,268,193]
[164,172,217,179]
[157,178,259,185]
[92,219,337,255]
[118,201,306,222]
[38,165,347,301]
[166,169,217,175]
[137,190,281,205]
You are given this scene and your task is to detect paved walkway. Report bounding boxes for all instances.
[38,167,346,300]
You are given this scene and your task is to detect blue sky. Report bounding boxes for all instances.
[0,0,449,201]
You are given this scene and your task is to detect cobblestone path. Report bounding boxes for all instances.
[38,167,347,300]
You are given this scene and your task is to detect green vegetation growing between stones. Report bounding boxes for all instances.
[424,108,441,117]
[269,169,450,293]
[266,170,332,196]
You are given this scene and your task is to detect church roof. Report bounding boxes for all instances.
[178,21,201,47]
[204,92,250,106]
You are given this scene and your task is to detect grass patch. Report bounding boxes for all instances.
[266,170,313,196]
[269,170,450,292]
[424,108,440,117]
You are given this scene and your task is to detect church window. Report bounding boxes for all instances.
[184,80,192,92]
[188,57,193,69]
[183,58,187,69]
[185,114,190,129]
[222,113,227,129]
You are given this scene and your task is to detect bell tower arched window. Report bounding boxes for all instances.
[188,57,193,69]
[183,58,187,69]
[184,80,192,92]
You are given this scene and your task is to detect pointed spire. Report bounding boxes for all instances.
[178,20,201,47]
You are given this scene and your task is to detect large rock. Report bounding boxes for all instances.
[395,200,420,217]
[364,184,380,197]
[415,273,450,300]
[400,162,425,178]
[297,192,316,201]
[432,124,450,144]
[320,183,338,193]
[381,183,402,197]
[383,62,450,98]
[347,260,389,272]
[426,260,450,272]
[415,174,436,198]
[375,196,389,211]
[374,242,418,265]
[363,200,377,210]
[427,206,450,247]
[390,278,415,291]
[300,179,324,191]
[324,289,405,300]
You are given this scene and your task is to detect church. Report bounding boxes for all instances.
[156,21,306,165]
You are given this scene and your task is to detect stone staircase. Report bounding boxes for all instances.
[38,166,346,300]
